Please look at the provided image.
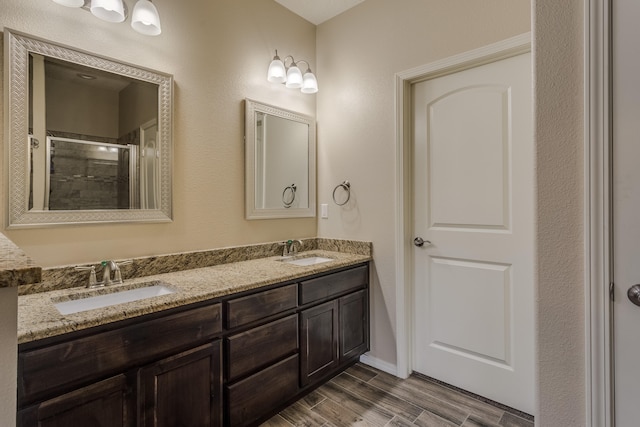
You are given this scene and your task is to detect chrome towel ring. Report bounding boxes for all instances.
[282,184,296,208]
[332,180,351,206]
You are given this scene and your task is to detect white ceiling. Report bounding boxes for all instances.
[274,0,366,25]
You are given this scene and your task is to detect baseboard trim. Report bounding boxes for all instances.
[359,354,398,377]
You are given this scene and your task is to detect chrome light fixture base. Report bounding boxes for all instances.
[267,50,318,94]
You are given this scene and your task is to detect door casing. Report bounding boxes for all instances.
[585,0,613,426]
[393,33,531,380]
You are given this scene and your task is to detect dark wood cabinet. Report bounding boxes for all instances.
[225,284,297,329]
[19,304,222,406]
[18,302,223,427]
[138,342,222,427]
[339,290,369,362]
[19,262,369,427]
[222,283,302,426]
[18,374,134,427]
[226,354,299,426]
[300,300,339,386]
[225,314,298,382]
[299,265,368,305]
[300,288,369,388]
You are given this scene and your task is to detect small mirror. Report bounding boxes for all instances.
[245,99,316,219]
[6,30,173,227]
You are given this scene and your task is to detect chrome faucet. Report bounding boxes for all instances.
[101,260,117,285]
[290,239,303,254]
[281,239,304,256]
[101,260,132,285]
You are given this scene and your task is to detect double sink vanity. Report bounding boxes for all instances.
[1,29,368,427]
[14,239,371,427]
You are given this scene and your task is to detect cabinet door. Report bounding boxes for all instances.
[18,374,133,427]
[339,290,369,362]
[138,341,222,427]
[300,300,339,386]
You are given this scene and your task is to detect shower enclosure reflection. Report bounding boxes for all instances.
[35,137,137,210]
[27,51,160,212]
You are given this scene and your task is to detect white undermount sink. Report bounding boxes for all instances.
[54,283,175,315]
[281,256,334,266]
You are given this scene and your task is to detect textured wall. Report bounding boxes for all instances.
[534,0,585,425]
[0,32,16,427]
[0,288,17,427]
[316,0,531,372]
[0,1,589,425]
[1,0,317,268]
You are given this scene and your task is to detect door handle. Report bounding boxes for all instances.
[414,237,431,247]
[628,285,640,307]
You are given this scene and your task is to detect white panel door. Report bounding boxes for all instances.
[412,52,534,414]
[612,1,640,425]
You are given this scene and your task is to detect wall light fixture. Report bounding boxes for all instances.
[267,50,318,94]
[51,0,162,36]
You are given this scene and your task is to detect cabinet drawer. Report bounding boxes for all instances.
[226,314,298,381]
[18,374,132,427]
[225,284,297,329]
[226,354,299,427]
[299,265,368,305]
[19,303,222,405]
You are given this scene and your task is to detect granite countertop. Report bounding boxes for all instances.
[0,233,42,288]
[18,250,370,344]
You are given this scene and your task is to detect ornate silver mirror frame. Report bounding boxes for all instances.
[245,99,316,219]
[5,29,173,228]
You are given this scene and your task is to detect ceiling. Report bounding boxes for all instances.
[273,0,366,25]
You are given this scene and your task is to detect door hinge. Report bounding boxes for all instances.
[609,282,615,302]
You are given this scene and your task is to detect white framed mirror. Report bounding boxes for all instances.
[244,99,316,219]
[5,29,173,228]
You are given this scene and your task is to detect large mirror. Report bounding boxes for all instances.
[245,99,316,219]
[5,30,173,228]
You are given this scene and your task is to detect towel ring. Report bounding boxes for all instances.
[282,184,296,208]
[332,181,351,206]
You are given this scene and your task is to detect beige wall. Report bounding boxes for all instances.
[316,0,532,374]
[533,1,585,424]
[0,0,589,425]
[119,81,158,137]
[0,32,16,426]
[1,0,317,268]
[0,288,17,426]
[46,78,120,138]
[316,0,586,424]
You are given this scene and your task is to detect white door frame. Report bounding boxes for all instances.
[585,0,613,426]
[393,33,532,379]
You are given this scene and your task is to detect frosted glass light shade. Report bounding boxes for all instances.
[131,0,162,36]
[301,71,318,94]
[285,65,303,89]
[267,56,286,83]
[52,0,85,7]
[90,0,125,23]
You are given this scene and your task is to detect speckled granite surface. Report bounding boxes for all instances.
[18,242,371,344]
[0,233,42,288]
[21,238,371,295]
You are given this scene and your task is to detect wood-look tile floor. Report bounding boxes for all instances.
[260,363,534,427]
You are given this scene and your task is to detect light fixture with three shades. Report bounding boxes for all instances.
[51,0,162,36]
[267,50,318,94]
